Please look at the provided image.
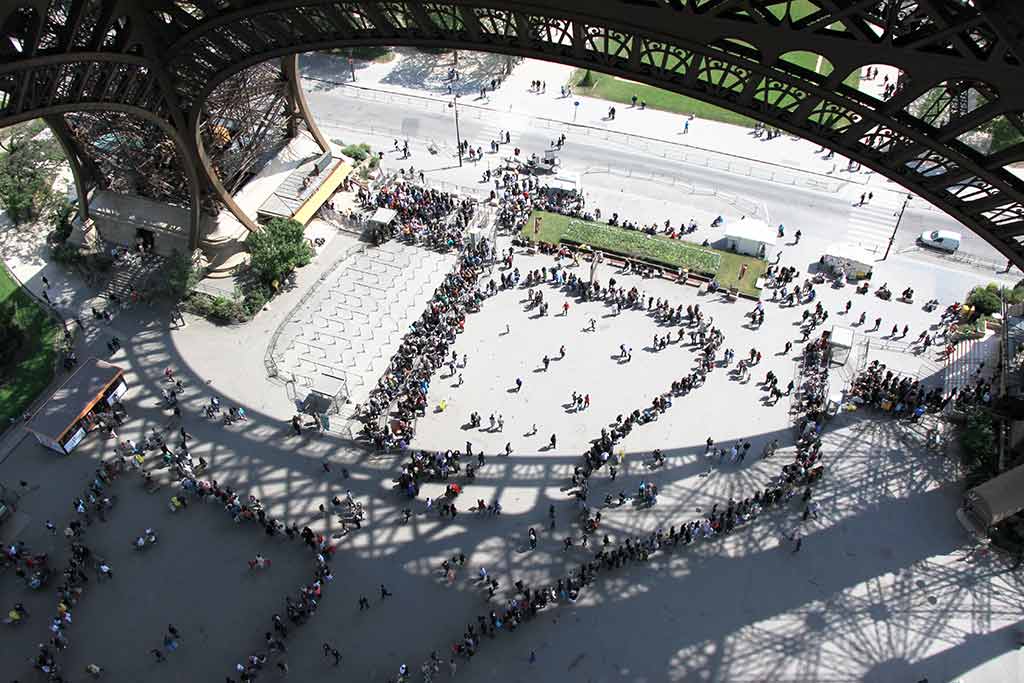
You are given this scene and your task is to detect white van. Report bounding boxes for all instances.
[918,229,961,253]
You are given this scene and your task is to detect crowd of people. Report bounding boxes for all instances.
[850,360,963,418]
[359,182,476,251]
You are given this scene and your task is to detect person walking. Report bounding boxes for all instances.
[549,433,557,449]
[380,584,393,599]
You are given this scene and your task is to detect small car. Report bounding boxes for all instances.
[918,229,961,253]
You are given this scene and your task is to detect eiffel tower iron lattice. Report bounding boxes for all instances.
[2,1,1024,256]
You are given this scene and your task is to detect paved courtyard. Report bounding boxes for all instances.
[1,219,1022,682]
[2,47,1023,683]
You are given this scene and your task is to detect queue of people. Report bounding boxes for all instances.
[356,238,494,449]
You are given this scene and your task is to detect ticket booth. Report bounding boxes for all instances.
[25,358,127,455]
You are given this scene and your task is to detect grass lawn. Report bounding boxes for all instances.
[523,211,765,295]
[0,266,59,427]
[570,0,861,130]
[331,47,395,63]
[571,69,757,127]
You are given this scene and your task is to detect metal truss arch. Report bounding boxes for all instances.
[3,1,1024,262]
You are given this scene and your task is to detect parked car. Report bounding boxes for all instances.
[918,229,961,253]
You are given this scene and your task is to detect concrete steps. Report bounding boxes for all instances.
[942,330,999,397]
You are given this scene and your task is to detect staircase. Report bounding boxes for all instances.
[942,330,1000,397]
[104,251,166,301]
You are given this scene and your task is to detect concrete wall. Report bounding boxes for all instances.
[88,191,190,257]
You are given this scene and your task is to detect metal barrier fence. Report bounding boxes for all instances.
[579,166,771,223]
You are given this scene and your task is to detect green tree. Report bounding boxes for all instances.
[0,121,65,224]
[246,218,312,288]
[163,250,199,300]
[966,284,1002,316]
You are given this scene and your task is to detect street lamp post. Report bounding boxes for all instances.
[449,96,463,167]
[882,193,912,261]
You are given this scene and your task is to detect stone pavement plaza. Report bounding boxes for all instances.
[2,225,1023,682]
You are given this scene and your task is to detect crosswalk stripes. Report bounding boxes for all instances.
[844,197,901,255]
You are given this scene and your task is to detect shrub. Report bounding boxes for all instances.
[84,252,114,272]
[51,242,82,266]
[341,143,372,162]
[966,284,1002,316]
[960,407,998,480]
[185,293,246,323]
[50,199,74,243]
[242,284,271,317]
[161,250,199,301]
[247,218,312,288]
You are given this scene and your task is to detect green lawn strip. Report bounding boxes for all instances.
[571,70,757,127]
[522,211,764,295]
[715,251,767,294]
[571,29,861,128]
[0,266,59,426]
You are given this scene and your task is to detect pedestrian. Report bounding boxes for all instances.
[530,650,537,664]
[46,519,56,535]
[549,433,557,449]
[791,531,802,553]
[380,583,393,599]
[515,377,523,392]
[42,275,50,289]
[358,596,370,610]
[167,624,180,641]
[559,344,566,358]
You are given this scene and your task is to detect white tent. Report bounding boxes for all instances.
[823,242,875,279]
[369,208,397,228]
[544,173,580,193]
[723,218,776,258]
